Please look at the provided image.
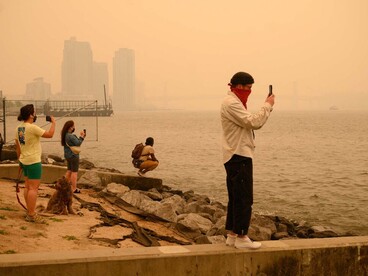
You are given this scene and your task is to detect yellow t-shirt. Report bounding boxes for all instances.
[15,122,45,165]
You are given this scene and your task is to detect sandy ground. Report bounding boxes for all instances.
[0,179,190,255]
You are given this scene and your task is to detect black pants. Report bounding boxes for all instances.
[224,155,253,235]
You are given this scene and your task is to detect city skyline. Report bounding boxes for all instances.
[1,1,368,111]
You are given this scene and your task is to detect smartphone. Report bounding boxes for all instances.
[83,129,86,135]
[46,115,51,122]
[268,85,273,97]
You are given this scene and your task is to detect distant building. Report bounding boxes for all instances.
[61,37,93,99]
[113,48,135,111]
[25,77,51,100]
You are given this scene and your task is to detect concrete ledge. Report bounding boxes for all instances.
[0,236,367,275]
[0,164,162,190]
[0,164,74,183]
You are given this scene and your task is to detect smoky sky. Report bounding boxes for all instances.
[1,0,367,110]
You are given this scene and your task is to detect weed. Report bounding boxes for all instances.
[49,217,64,222]
[36,232,47,238]
[0,207,18,212]
[2,250,16,254]
[0,230,9,235]
[62,235,78,241]
[20,226,27,230]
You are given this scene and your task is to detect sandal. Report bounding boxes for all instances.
[74,188,81,194]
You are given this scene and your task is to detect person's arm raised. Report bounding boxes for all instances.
[42,116,56,138]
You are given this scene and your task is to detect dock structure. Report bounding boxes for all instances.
[43,100,113,117]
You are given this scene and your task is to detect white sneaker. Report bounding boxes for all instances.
[234,237,261,249]
[225,235,237,246]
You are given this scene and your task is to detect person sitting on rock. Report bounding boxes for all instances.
[137,137,159,177]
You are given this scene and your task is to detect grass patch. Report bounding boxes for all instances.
[62,235,78,241]
[0,207,18,211]
[2,250,17,254]
[36,232,47,238]
[49,217,64,222]
[20,226,27,230]
[0,230,9,235]
[0,215,6,220]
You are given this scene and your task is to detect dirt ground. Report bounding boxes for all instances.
[0,179,190,255]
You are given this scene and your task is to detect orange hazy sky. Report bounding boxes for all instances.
[1,0,367,110]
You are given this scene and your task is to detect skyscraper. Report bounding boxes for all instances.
[113,48,135,111]
[61,37,93,99]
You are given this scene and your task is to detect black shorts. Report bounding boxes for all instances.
[66,156,79,172]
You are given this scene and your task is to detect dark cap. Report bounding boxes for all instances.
[17,104,34,121]
[230,72,254,86]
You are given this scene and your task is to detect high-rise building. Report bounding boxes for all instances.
[113,48,135,111]
[61,37,93,99]
[25,77,51,100]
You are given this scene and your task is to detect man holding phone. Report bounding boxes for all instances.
[221,71,275,249]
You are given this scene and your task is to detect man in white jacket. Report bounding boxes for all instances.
[221,72,275,249]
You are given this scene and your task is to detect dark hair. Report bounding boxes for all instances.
[61,120,74,146]
[229,72,254,87]
[145,137,154,146]
[17,104,35,121]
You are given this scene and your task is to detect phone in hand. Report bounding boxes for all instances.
[268,85,273,97]
[46,115,51,122]
[83,129,86,135]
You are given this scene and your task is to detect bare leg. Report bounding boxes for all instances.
[139,160,159,173]
[70,172,78,191]
[23,177,29,203]
[65,170,72,181]
[25,179,40,216]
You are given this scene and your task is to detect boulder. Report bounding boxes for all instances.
[177,213,213,234]
[77,170,103,190]
[161,194,186,215]
[104,182,130,197]
[142,188,163,201]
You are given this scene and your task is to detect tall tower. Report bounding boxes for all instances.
[113,48,135,111]
[61,37,93,99]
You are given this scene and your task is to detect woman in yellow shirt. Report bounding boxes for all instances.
[15,104,55,223]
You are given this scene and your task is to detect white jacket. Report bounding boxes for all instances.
[221,91,273,163]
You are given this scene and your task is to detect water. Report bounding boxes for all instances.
[4,110,368,235]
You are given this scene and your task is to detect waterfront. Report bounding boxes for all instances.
[3,109,368,235]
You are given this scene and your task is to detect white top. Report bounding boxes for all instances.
[221,91,273,163]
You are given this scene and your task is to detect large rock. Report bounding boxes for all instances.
[177,213,213,234]
[161,195,186,215]
[121,190,177,222]
[248,214,277,241]
[121,190,151,207]
[104,182,130,197]
[77,170,103,190]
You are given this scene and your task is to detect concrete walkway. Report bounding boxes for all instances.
[1,236,367,275]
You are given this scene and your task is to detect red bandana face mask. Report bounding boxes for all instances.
[230,86,252,108]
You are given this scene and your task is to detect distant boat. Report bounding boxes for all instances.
[329,105,339,111]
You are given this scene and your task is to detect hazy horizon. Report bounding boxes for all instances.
[1,0,367,111]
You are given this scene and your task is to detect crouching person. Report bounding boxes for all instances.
[138,137,159,177]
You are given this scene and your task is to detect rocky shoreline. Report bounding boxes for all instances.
[0,145,351,246]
